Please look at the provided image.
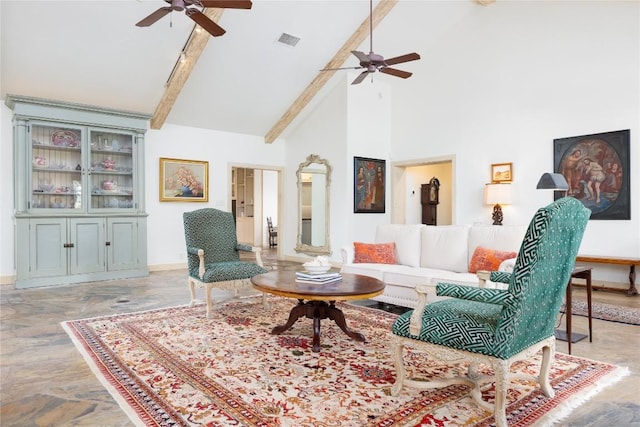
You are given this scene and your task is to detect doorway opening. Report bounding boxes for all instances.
[390,156,455,225]
[230,165,282,254]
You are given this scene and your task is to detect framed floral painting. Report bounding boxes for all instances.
[159,157,209,202]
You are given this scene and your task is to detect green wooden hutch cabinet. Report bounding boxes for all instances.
[6,95,150,288]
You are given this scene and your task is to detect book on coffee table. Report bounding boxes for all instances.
[295,271,342,284]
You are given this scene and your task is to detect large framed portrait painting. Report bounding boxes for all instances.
[554,129,630,220]
[354,156,386,213]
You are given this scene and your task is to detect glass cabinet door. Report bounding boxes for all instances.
[88,129,135,210]
[30,123,84,211]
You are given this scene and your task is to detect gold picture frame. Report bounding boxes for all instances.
[491,162,513,183]
[159,157,209,202]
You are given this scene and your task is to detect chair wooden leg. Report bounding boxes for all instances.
[206,283,214,319]
[188,277,196,307]
[538,344,556,398]
[390,336,407,396]
[492,359,510,427]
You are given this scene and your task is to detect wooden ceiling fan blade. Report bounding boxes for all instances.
[186,9,226,36]
[384,52,420,66]
[380,67,412,79]
[136,7,173,27]
[199,0,252,9]
[351,71,371,85]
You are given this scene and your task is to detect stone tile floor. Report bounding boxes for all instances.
[1,251,638,426]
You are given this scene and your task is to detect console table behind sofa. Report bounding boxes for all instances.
[575,255,640,296]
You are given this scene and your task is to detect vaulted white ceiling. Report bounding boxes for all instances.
[1,1,484,141]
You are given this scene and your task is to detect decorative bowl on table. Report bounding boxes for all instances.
[302,264,331,274]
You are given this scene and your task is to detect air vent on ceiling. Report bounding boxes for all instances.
[277,33,300,47]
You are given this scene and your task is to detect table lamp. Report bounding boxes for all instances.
[484,183,512,225]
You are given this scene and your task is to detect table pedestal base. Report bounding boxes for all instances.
[271,299,366,352]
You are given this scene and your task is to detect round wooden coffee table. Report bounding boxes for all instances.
[251,270,385,352]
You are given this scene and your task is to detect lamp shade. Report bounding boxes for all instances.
[536,173,569,191]
[484,183,512,205]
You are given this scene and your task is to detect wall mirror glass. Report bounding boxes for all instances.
[295,154,332,255]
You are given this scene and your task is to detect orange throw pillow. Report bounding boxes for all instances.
[353,242,397,264]
[469,246,517,273]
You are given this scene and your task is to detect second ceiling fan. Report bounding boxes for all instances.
[136,0,252,37]
[324,0,420,85]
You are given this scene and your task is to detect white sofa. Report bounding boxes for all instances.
[340,224,527,308]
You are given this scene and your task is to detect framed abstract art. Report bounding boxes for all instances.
[554,129,630,220]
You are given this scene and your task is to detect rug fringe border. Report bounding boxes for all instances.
[60,321,149,427]
[532,363,630,426]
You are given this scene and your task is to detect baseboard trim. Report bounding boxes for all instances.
[148,263,187,272]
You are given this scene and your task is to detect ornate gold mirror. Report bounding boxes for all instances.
[295,154,331,255]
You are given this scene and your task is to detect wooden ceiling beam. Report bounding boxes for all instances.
[264,0,399,144]
[150,9,224,130]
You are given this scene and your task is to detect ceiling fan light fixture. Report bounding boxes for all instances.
[319,0,420,84]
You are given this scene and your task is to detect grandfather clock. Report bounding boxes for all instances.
[421,177,440,225]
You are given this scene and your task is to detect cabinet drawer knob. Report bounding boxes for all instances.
[105,241,111,246]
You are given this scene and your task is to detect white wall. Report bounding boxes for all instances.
[388,1,640,283]
[284,73,349,263]
[144,124,285,269]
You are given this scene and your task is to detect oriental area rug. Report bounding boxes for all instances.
[62,297,627,427]
[561,300,640,326]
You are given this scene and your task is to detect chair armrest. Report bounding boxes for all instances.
[186,245,202,256]
[436,282,514,306]
[236,244,264,267]
[409,284,430,336]
[185,246,206,279]
[477,270,512,288]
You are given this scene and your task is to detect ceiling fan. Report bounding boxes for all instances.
[136,0,252,37]
[323,0,420,85]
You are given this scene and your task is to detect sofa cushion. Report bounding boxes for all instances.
[420,225,470,273]
[468,246,518,273]
[467,225,526,266]
[353,242,397,264]
[340,263,389,281]
[375,224,424,268]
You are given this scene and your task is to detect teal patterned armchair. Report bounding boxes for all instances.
[390,198,590,427]
[183,208,268,318]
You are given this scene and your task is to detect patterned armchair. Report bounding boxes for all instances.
[183,208,268,318]
[390,197,590,427]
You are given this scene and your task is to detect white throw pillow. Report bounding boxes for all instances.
[420,225,470,273]
[375,224,424,267]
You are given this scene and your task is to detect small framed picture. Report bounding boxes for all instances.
[491,163,513,183]
[159,157,209,202]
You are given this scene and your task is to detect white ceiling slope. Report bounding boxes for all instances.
[1,0,481,140]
